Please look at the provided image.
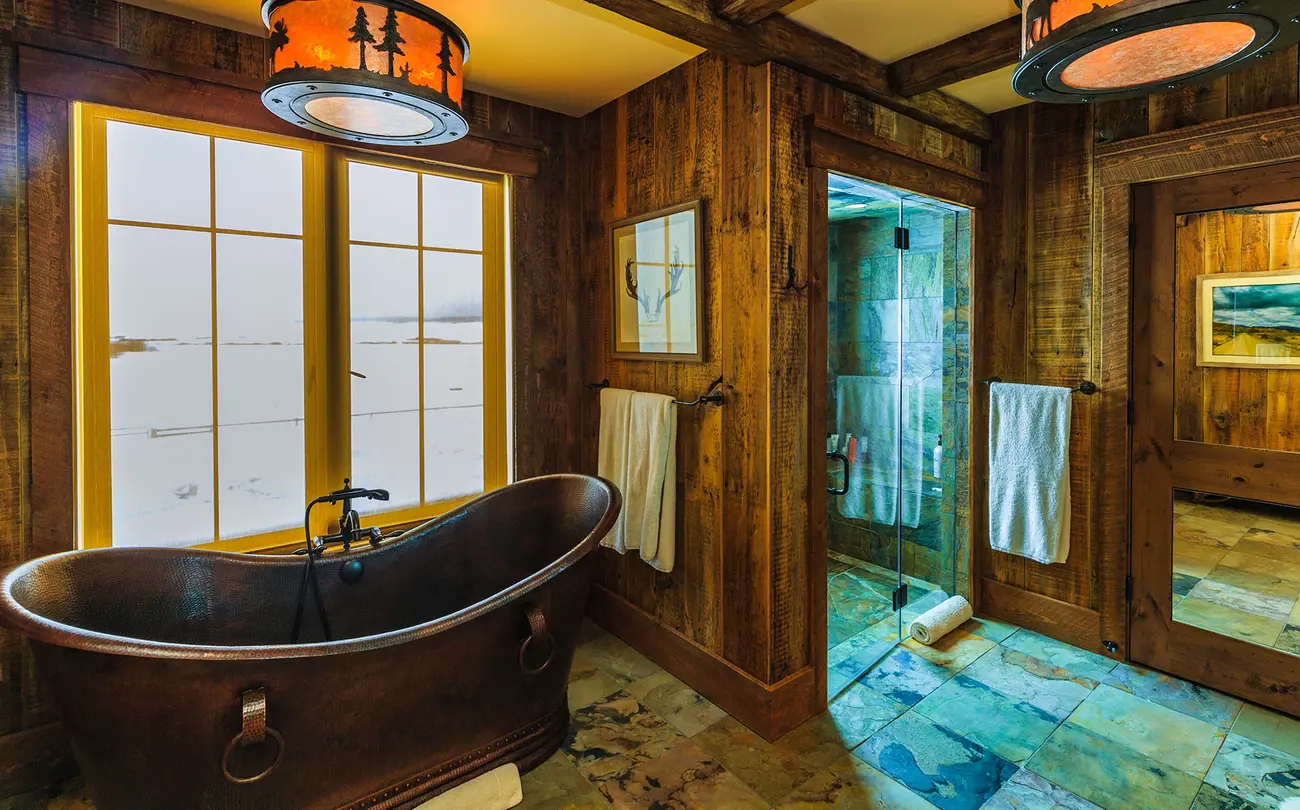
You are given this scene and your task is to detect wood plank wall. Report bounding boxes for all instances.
[975,46,1300,655]
[1175,210,1300,454]
[0,0,582,796]
[577,54,982,687]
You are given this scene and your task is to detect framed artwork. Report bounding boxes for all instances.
[610,201,704,362]
[1197,270,1300,369]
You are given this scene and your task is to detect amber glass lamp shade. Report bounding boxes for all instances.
[261,0,470,145]
[1013,0,1300,103]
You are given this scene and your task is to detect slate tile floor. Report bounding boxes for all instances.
[11,617,1300,810]
[1173,499,1300,655]
[826,551,949,697]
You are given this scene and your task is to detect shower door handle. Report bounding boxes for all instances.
[827,452,850,496]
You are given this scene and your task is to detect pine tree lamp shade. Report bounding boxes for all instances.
[261,0,470,145]
[1013,0,1300,103]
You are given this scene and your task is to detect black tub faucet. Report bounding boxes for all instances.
[291,479,391,643]
[314,479,390,552]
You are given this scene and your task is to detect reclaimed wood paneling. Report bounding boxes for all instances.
[23,95,70,733]
[579,56,983,705]
[0,0,584,796]
[578,53,754,676]
[976,45,1300,659]
[0,30,26,743]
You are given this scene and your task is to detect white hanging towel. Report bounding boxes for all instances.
[597,388,677,573]
[988,382,1072,565]
[836,376,924,528]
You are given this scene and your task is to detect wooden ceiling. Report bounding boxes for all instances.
[114,0,1027,120]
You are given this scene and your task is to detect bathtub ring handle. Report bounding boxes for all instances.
[221,687,285,785]
[222,728,284,784]
[519,604,555,676]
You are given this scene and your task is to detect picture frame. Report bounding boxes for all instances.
[1196,269,1300,369]
[609,201,705,362]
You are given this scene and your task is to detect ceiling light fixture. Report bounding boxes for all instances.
[1013,0,1300,103]
[261,0,470,145]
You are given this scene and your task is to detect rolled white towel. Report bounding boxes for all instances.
[909,596,974,646]
[415,763,522,810]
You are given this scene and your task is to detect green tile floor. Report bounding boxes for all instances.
[10,615,1300,810]
[1173,499,1300,656]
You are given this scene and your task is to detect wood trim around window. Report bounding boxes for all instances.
[70,103,510,553]
[14,31,545,179]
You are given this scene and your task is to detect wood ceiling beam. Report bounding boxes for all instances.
[714,0,794,25]
[888,16,1021,97]
[582,0,992,143]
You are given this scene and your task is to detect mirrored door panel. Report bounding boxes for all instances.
[1132,168,1300,716]
[1173,490,1300,656]
[1174,206,1300,454]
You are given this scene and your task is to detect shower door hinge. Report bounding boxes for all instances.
[892,584,909,612]
[894,227,911,251]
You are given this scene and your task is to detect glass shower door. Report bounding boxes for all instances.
[825,174,970,697]
[826,175,906,692]
[898,197,960,623]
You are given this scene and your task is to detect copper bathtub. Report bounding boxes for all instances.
[0,474,620,810]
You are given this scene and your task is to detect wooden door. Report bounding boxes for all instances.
[1132,162,1300,716]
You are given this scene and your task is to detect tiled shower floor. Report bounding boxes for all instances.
[827,550,947,695]
[12,617,1300,810]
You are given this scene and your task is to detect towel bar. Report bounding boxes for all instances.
[982,377,1099,396]
[589,377,726,407]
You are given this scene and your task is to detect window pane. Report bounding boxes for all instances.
[349,162,418,246]
[424,251,483,500]
[351,245,420,509]
[425,407,483,502]
[422,173,482,251]
[215,139,303,236]
[107,121,210,228]
[108,225,213,547]
[216,234,305,540]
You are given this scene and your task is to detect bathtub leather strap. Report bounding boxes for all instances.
[518,604,555,675]
[240,688,267,746]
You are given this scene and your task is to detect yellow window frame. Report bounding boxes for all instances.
[73,103,509,553]
[331,152,509,529]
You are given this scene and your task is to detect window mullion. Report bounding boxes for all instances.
[209,136,221,545]
[417,175,426,506]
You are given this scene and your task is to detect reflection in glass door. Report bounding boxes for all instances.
[824,174,970,697]
[1132,167,1300,714]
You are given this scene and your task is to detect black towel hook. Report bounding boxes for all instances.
[783,244,808,292]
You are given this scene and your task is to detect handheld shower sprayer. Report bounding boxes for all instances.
[290,479,391,643]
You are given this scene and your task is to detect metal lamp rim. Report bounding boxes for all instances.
[1013,0,1299,102]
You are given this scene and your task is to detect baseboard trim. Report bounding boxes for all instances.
[586,585,816,741]
[0,723,76,800]
[980,577,1103,653]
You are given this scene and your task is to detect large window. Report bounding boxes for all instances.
[75,104,508,551]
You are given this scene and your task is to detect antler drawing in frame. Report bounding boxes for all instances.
[610,200,705,362]
[624,247,686,324]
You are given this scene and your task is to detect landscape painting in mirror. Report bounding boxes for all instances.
[1198,270,1300,369]
[610,201,704,362]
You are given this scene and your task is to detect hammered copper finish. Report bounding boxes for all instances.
[0,474,621,810]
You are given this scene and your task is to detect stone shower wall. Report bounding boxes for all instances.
[825,207,970,598]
